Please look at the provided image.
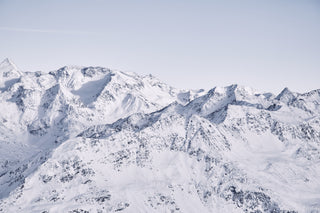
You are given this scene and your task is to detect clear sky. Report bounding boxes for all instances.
[0,0,319,94]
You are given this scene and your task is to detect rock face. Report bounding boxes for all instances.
[0,59,319,212]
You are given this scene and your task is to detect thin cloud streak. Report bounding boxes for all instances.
[0,27,102,35]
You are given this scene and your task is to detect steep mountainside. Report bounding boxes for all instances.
[0,59,203,202]
[0,59,319,212]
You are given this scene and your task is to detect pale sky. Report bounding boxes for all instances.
[0,0,319,94]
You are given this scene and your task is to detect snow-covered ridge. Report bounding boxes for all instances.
[0,58,319,212]
[0,58,204,200]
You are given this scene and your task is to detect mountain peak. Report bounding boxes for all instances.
[276,87,295,101]
[0,58,18,69]
[280,87,290,93]
[0,58,22,81]
[276,87,294,100]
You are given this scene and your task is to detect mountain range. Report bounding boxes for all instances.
[0,58,319,213]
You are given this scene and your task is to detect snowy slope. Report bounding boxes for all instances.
[0,59,319,213]
[0,58,204,203]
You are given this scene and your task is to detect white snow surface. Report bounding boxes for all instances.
[0,58,319,213]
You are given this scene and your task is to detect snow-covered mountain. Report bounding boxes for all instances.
[0,58,319,212]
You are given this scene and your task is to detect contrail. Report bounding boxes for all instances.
[0,27,101,35]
